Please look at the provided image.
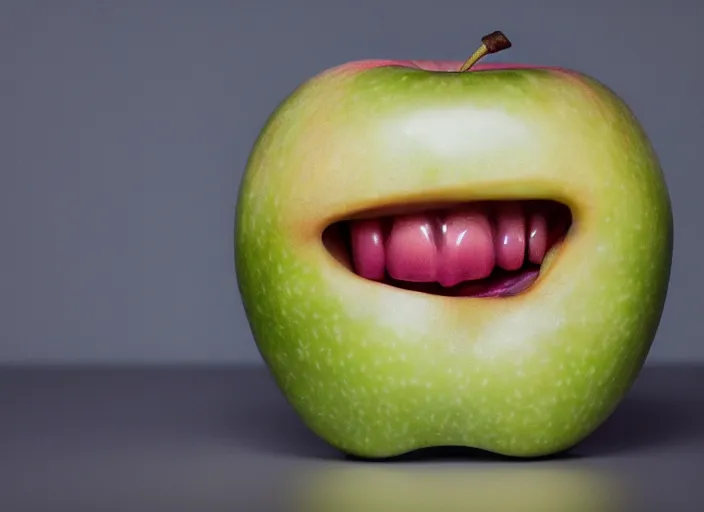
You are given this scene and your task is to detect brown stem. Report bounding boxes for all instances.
[458,31,512,72]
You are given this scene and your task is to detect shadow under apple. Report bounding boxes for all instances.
[229,364,704,461]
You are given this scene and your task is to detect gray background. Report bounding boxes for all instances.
[0,1,701,364]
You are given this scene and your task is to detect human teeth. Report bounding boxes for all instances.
[494,202,526,271]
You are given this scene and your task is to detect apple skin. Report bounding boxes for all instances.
[234,59,673,458]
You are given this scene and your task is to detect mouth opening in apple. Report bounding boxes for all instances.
[322,199,572,298]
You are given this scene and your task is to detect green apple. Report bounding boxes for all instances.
[234,31,673,458]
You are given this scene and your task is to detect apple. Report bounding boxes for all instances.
[234,31,673,458]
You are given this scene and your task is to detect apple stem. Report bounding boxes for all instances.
[458,31,512,72]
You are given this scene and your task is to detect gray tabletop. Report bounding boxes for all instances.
[1,364,702,511]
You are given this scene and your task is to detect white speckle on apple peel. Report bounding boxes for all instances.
[471,303,565,362]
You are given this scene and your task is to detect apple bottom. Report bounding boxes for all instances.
[239,192,665,459]
[323,199,571,298]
